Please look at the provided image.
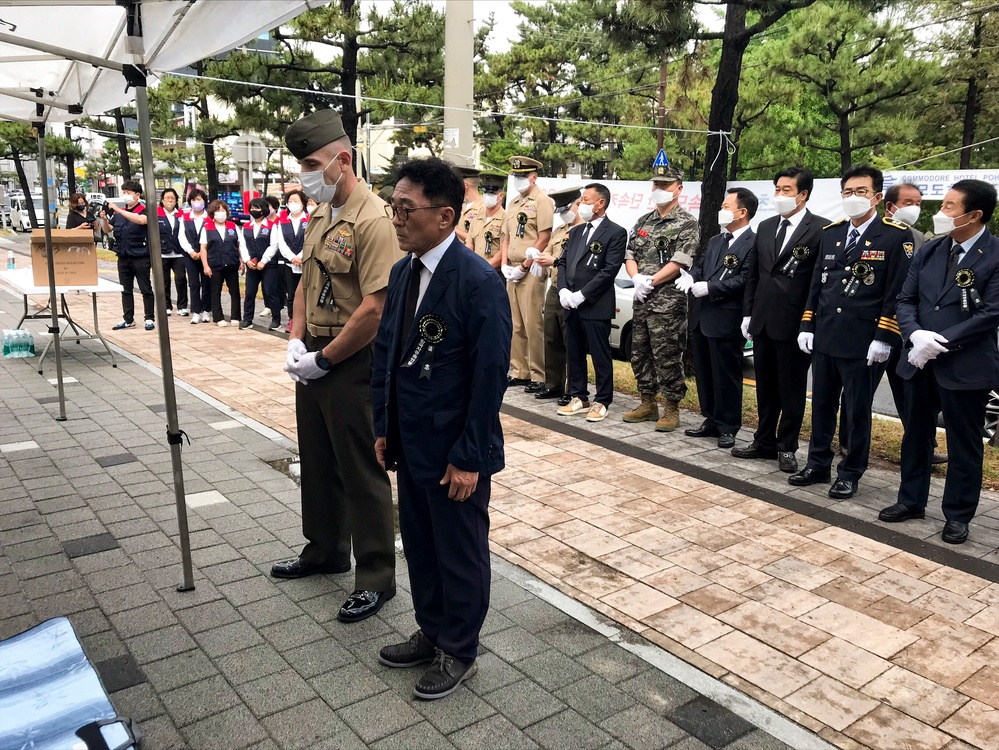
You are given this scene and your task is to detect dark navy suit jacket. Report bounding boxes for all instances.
[555,216,627,320]
[896,228,999,391]
[372,236,512,487]
[689,228,756,339]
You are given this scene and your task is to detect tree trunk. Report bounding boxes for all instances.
[838,111,852,173]
[728,126,742,181]
[205,140,220,200]
[12,149,38,228]
[113,108,132,180]
[960,15,983,170]
[65,125,77,195]
[656,56,668,150]
[698,4,750,252]
[340,0,360,146]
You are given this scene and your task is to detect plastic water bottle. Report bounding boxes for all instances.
[6,250,13,270]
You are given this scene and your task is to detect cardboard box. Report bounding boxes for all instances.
[31,230,98,287]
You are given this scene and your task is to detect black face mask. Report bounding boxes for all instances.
[250,209,264,218]
[76,205,87,211]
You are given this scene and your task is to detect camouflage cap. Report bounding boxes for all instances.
[508,155,543,174]
[651,162,683,182]
[285,109,347,160]
[549,187,583,210]
[479,171,507,191]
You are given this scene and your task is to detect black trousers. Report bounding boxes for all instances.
[273,261,288,316]
[296,338,395,591]
[242,266,282,324]
[285,267,302,320]
[897,367,988,523]
[752,328,811,452]
[806,351,875,481]
[397,451,490,664]
[543,284,568,393]
[162,255,188,310]
[183,254,211,315]
[117,255,154,323]
[565,311,613,406]
[210,265,241,323]
[691,328,744,436]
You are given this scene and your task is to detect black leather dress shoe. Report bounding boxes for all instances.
[731,442,778,460]
[524,381,545,393]
[828,478,857,499]
[778,452,798,473]
[270,558,351,579]
[942,520,969,544]
[932,453,949,465]
[379,630,436,668]
[557,394,573,407]
[413,649,478,700]
[788,467,831,486]
[338,588,395,623]
[534,388,563,400]
[508,377,531,386]
[684,421,720,438]
[717,434,735,449]
[878,503,925,523]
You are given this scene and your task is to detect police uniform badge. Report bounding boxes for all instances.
[903,242,914,259]
[956,268,982,311]
[720,253,739,280]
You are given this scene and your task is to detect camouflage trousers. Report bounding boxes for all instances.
[630,304,687,402]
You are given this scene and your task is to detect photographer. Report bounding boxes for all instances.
[65,194,96,232]
[100,180,155,331]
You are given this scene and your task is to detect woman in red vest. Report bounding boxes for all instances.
[265,189,309,334]
[199,200,246,327]
[179,189,213,324]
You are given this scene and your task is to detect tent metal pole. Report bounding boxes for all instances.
[134,84,195,592]
[34,119,67,421]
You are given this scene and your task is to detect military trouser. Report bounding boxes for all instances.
[543,284,568,393]
[296,336,396,592]
[630,303,687,402]
[508,271,545,382]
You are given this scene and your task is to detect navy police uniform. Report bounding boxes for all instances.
[798,215,913,483]
[689,227,756,437]
[894,228,999,525]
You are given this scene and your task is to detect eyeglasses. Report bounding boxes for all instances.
[385,203,449,221]
[841,188,876,198]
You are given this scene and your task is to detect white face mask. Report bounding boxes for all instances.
[190,200,205,213]
[213,211,228,223]
[773,195,799,216]
[932,210,974,236]
[842,194,873,220]
[651,189,674,206]
[122,192,137,205]
[577,203,596,222]
[559,209,575,225]
[306,204,314,214]
[482,193,499,209]
[512,176,531,194]
[300,155,344,204]
[892,205,920,226]
[717,209,735,227]
[287,202,304,215]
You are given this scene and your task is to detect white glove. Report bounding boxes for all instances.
[633,286,649,304]
[506,265,526,283]
[797,332,814,354]
[559,288,573,309]
[285,339,308,383]
[569,291,585,309]
[632,274,654,297]
[691,281,709,298]
[866,340,892,367]
[287,351,329,382]
[908,329,949,368]
[674,268,694,293]
[741,317,752,341]
[529,262,545,278]
[525,248,540,260]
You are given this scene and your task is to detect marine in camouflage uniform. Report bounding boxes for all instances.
[624,163,699,431]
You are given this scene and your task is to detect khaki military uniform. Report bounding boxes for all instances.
[459,197,485,242]
[543,222,573,392]
[467,208,505,261]
[503,184,554,382]
[626,205,700,402]
[296,183,397,592]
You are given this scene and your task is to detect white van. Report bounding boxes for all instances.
[9,194,47,232]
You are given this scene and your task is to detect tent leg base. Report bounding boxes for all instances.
[176,583,196,592]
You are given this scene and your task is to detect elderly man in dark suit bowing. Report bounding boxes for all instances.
[678,187,758,449]
[554,183,628,422]
[879,179,999,545]
[372,158,511,700]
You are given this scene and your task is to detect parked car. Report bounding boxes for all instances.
[9,194,47,232]
[608,270,753,364]
[86,192,107,205]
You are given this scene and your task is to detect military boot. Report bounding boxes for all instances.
[656,400,681,432]
[623,394,659,423]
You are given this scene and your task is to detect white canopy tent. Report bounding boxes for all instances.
[0,0,322,590]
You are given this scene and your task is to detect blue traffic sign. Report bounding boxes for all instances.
[652,149,670,168]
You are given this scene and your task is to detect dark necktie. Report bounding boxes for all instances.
[581,222,593,247]
[946,240,962,279]
[844,228,860,263]
[402,257,423,345]
[774,219,790,253]
[723,232,733,244]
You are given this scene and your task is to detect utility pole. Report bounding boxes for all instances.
[442,0,475,165]
[656,55,668,151]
